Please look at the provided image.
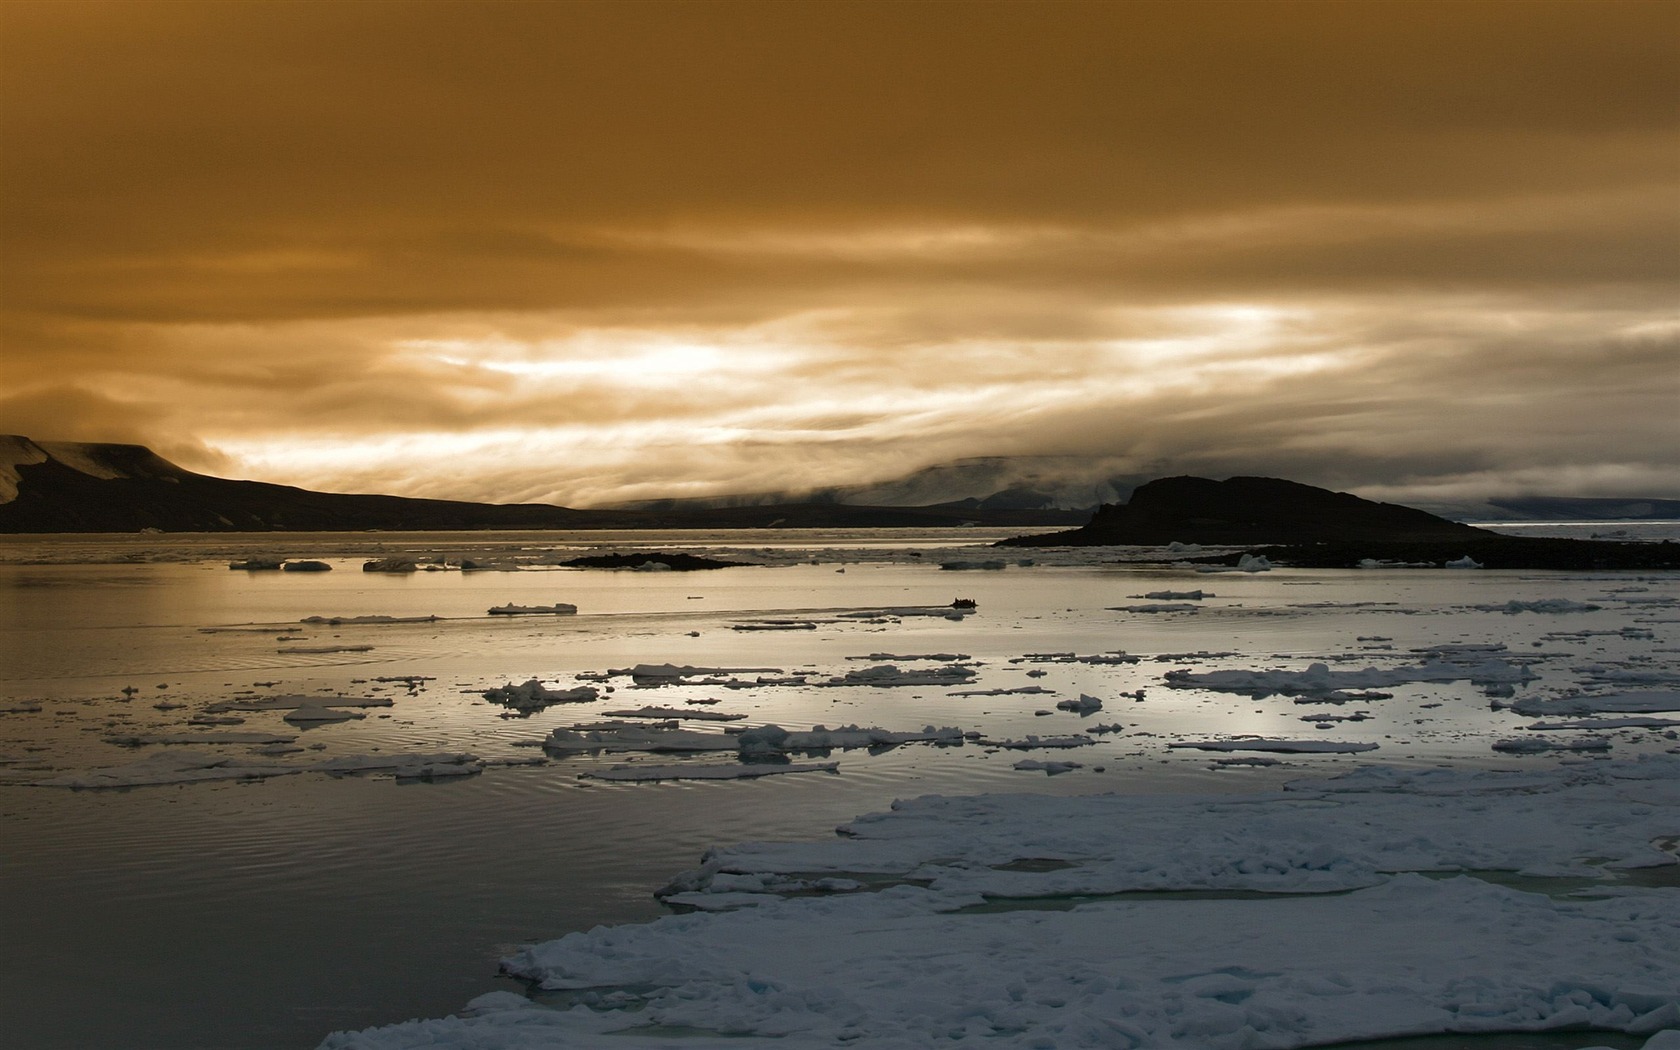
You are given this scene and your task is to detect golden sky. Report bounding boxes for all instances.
[2,0,1676,506]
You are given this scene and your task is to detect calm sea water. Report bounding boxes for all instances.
[1,527,1676,1049]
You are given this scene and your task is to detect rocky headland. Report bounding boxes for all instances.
[1002,475,1680,570]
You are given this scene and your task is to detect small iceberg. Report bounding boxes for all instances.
[1055,694,1104,716]
[482,680,600,711]
[228,557,284,571]
[361,557,418,573]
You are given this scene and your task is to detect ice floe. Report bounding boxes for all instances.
[488,603,578,616]
[1166,657,1535,697]
[1475,598,1604,614]
[32,751,305,787]
[545,725,739,753]
[361,557,418,573]
[546,722,965,757]
[104,731,298,746]
[1012,651,1140,666]
[1524,716,1680,731]
[1491,736,1613,754]
[284,704,367,725]
[821,664,978,687]
[848,652,971,662]
[228,557,284,570]
[1055,694,1104,715]
[1509,691,1680,717]
[1109,602,1200,613]
[608,663,781,686]
[482,680,600,711]
[280,645,375,654]
[202,694,393,714]
[300,614,438,625]
[1012,758,1084,775]
[977,734,1095,749]
[324,756,1680,1049]
[1196,553,1273,573]
[730,619,817,631]
[599,706,745,722]
[736,724,965,752]
[1168,738,1379,754]
[581,762,839,783]
[312,753,484,778]
[835,605,973,621]
[32,750,483,788]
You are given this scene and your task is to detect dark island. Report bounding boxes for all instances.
[1002,475,1680,570]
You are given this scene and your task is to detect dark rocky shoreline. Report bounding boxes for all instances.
[1203,536,1680,571]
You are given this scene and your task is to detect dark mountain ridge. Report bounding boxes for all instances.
[0,437,1085,533]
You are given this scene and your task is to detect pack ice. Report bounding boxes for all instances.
[321,757,1680,1050]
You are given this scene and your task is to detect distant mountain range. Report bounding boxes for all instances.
[0,437,1088,533]
[3,436,1675,535]
[609,456,1133,513]
[612,454,1680,524]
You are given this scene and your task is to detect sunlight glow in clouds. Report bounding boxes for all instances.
[183,290,1673,510]
[1,2,1674,507]
[406,338,751,383]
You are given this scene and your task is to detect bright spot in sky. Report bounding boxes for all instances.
[405,336,744,382]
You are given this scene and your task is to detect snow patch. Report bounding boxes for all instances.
[0,435,48,503]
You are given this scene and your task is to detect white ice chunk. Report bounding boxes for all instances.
[1012,759,1083,775]
[1055,694,1103,715]
[1196,553,1273,574]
